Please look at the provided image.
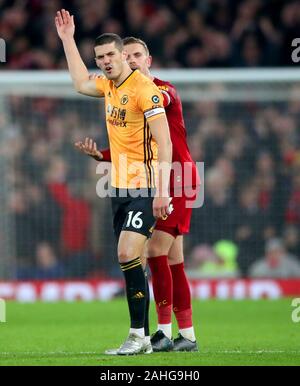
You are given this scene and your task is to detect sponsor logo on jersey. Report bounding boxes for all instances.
[107,105,127,127]
[152,95,160,103]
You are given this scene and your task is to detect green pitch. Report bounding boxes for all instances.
[0,299,299,366]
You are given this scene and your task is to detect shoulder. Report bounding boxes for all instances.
[95,75,109,89]
[154,78,176,94]
[134,70,157,87]
[134,72,162,100]
[96,75,108,83]
[154,78,177,106]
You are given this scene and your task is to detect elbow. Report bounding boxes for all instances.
[73,78,89,94]
[75,83,83,94]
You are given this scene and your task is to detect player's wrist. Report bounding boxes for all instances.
[154,190,170,198]
[61,35,75,44]
[90,153,103,161]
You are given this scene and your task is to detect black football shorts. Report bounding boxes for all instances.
[111,188,156,241]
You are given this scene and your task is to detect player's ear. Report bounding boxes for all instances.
[122,49,128,61]
[147,55,152,68]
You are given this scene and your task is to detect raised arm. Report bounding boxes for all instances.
[55,9,103,97]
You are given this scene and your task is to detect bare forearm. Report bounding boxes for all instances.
[157,139,172,196]
[148,115,172,196]
[62,37,89,92]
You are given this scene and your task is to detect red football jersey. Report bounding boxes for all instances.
[153,77,200,191]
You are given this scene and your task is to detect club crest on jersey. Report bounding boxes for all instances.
[121,95,129,105]
[152,95,160,103]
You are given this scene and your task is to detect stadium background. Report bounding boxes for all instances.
[0,0,300,367]
[1,0,300,287]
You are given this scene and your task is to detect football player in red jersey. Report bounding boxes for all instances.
[76,37,200,352]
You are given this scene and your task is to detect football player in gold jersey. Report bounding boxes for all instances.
[55,9,172,355]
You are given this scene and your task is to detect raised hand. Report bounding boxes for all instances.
[55,9,75,41]
[74,137,103,161]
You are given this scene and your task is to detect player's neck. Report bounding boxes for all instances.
[143,68,152,80]
[113,65,134,87]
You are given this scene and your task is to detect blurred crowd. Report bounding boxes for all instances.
[1,0,300,69]
[1,96,113,279]
[1,88,300,279]
[1,0,300,279]
[187,95,300,277]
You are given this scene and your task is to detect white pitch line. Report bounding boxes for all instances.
[0,351,99,355]
[213,350,300,354]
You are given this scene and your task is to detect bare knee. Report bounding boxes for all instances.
[117,231,146,263]
[167,235,184,266]
[168,254,184,266]
[147,241,168,258]
[118,248,139,263]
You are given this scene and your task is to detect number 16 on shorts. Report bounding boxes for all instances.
[126,211,143,229]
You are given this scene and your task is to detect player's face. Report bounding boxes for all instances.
[124,43,152,75]
[94,42,126,80]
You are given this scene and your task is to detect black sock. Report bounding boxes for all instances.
[120,257,146,329]
[144,270,150,337]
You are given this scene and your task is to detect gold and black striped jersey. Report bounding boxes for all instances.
[95,70,165,189]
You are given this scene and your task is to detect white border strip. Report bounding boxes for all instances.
[1,68,300,84]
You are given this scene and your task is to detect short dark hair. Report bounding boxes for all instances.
[94,33,123,51]
[123,36,149,55]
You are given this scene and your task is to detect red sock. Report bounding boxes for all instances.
[170,262,193,329]
[148,255,173,324]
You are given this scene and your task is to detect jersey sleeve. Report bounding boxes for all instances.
[100,148,111,162]
[157,83,177,108]
[95,76,107,94]
[137,82,166,122]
